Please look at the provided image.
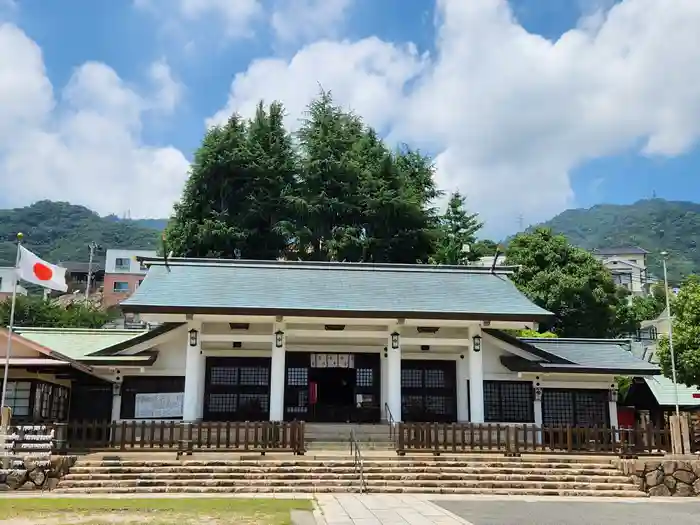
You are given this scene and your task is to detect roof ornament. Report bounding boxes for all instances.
[490,245,503,274]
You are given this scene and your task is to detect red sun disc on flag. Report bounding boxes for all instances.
[33,262,53,281]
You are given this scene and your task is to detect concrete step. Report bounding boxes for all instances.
[74,454,624,464]
[56,478,639,490]
[69,462,620,476]
[70,460,624,471]
[52,485,646,497]
[62,472,634,483]
[305,442,394,450]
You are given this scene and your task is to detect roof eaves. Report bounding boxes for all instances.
[119,304,554,322]
[88,323,185,356]
[80,351,158,367]
[500,355,660,375]
[484,328,574,364]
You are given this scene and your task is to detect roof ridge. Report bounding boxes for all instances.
[139,257,520,275]
[14,327,147,334]
[521,337,630,344]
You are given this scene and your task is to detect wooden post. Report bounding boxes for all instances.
[0,406,11,470]
[669,414,690,455]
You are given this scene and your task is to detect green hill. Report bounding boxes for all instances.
[0,201,162,267]
[3,198,699,286]
[537,198,700,284]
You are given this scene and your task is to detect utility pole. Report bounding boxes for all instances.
[661,251,680,420]
[517,214,524,231]
[85,242,98,302]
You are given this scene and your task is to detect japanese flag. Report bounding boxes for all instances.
[17,246,68,292]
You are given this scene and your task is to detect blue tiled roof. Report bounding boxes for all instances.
[522,338,660,373]
[121,259,552,319]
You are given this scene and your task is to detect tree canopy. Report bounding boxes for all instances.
[505,227,628,337]
[0,295,111,329]
[656,275,700,388]
[166,91,443,263]
[430,192,483,265]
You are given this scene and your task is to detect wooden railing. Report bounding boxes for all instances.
[53,420,305,455]
[396,423,672,456]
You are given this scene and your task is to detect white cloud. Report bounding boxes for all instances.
[148,59,184,113]
[271,0,352,44]
[209,0,700,237]
[208,38,427,132]
[134,0,263,41]
[0,23,190,219]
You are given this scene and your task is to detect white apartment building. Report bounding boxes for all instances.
[593,247,650,295]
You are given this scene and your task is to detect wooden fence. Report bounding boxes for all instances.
[53,420,305,455]
[396,423,672,456]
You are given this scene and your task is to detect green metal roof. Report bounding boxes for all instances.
[13,327,149,360]
[644,376,700,407]
[121,259,552,320]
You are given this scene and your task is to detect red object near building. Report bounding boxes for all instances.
[617,406,636,428]
[309,382,318,405]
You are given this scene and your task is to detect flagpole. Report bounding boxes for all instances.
[1,233,23,412]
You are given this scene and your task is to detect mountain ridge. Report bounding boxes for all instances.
[1,199,698,284]
[536,198,700,283]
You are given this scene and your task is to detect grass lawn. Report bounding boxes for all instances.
[0,497,313,525]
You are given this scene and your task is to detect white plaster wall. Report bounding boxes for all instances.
[105,249,156,274]
[482,340,522,377]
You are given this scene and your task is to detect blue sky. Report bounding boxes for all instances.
[1,0,699,237]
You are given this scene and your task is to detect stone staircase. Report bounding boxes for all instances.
[304,423,395,451]
[53,454,646,496]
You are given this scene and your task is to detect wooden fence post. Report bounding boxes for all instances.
[0,406,10,470]
[669,414,691,455]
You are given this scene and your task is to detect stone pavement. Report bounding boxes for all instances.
[315,495,471,525]
[313,494,700,525]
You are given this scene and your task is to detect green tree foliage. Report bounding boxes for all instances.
[0,295,111,328]
[0,201,159,268]
[505,227,624,337]
[656,275,700,387]
[167,102,297,259]
[168,91,440,263]
[430,192,483,265]
[537,198,700,283]
[518,328,558,338]
[471,239,500,259]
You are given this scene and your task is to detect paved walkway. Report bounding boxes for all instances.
[314,495,700,525]
[315,495,470,525]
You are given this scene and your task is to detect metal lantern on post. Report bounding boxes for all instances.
[275,330,284,349]
[188,328,199,347]
[390,332,400,350]
[472,334,482,353]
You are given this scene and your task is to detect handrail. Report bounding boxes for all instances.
[349,428,366,493]
[384,402,396,441]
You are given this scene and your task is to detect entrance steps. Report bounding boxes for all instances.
[53,453,646,497]
[304,423,394,451]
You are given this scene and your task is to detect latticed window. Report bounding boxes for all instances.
[542,389,608,427]
[5,381,31,417]
[483,381,534,423]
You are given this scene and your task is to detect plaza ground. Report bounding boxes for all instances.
[3,494,700,525]
[0,497,312,525]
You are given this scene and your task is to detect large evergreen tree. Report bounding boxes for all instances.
[287,91,439,263]
[430,192,483,265]
[167,102,297,259]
